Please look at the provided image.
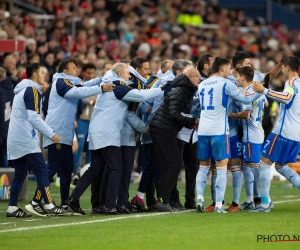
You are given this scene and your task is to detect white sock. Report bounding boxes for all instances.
[245,196,253,203]
[215,169,227,204]
[45,203,55,209]
[196,166,210,201]
[197,194,204,201]
[56,177,60,185]
[137,191,144,200]
[32,201,38,205]
[7,206,18,213]
[215,202,222,209]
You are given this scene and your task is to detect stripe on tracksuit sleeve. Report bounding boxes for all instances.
[113,84,132,100]
[56,78,74,97]
[24,87,41,114]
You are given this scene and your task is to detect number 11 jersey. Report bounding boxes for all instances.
[198,75,262,137]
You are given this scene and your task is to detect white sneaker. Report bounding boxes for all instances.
[25,202,47,217]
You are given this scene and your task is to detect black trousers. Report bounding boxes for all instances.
[0,139,8,167]
[175,139,198,202]
[99,146,136,206]
[118,146,136,205]
[151,131,183,203]
[138,143,160,205]
[71,146,122,209]
[11,153,53,206]
[33,144,73,206]
[90,162,105,208]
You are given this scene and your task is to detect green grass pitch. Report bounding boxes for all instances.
[1,180,300,250]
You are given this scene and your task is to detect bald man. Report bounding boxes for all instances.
[149,68,201,212]
[171,68,202,210]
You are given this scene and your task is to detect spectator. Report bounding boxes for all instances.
[2,55,18,88]
[0,67,14,167]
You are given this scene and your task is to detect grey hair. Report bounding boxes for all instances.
[0,67,7,82]
[172,59,192,75]
[112,62,127,75]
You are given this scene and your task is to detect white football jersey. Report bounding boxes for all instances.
[238,86,267,144]
[227,71,265,137]
[198,76,262,136]
[270,77,300,141]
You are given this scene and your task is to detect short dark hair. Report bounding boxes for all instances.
[236,66,254,82]
[232,51,250,68]
[197,54,213,72]
[28,52,40,62]
[211,57,231,75]
[26,63,43,78]
[282,56,300,72]
[82,63,96,72]
[57,58,77,73]
[130,56,148,70]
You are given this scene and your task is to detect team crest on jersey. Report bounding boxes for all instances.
[56,143,61,150]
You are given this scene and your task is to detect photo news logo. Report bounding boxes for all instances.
[257,235,300,243]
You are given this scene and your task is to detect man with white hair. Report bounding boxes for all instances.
[66,62,164,215]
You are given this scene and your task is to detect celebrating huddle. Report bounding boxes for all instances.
[196,54,300,213]
[5,52,300,218]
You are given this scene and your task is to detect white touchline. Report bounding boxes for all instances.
[272,199,300,204]
[0,210,192,234]
[0,198,300,234]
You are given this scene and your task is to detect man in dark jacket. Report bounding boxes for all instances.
[150,68,201,212]
[0,67,14,167]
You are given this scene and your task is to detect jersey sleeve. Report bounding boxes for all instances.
[24,87,55,138]
[125,111,147,134]
[56,78,103,99]
[121,88,163,103]
[56,78,74,97]
[113,84,132,100]
[254,72,265,82]
[225,81,262,104]
[263,79,295,104]
[82,77,102,87]
[241,102,252,111]
[24,87,41,114]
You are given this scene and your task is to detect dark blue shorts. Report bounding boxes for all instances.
[230,135,243,159]
[262,133,300,165]
[243,142,263,163]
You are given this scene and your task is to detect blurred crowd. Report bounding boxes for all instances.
[0,0,300,87]
[1,0,300,170]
